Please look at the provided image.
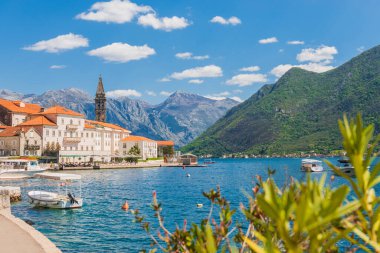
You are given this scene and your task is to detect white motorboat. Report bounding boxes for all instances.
[0,159,46,175]
[335,157,355,177]
[301,159,324,172]
[28,173,83,209]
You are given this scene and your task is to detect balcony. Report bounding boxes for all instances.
[63,137,81,143]
[66,124,79,131]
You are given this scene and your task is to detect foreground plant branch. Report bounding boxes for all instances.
[133,114,380,252]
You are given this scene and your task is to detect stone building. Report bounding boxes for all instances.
[0,126,42,156]
[0,99,42,126]
[95,75,106,122]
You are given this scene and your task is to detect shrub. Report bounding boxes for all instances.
[133,114,380,252]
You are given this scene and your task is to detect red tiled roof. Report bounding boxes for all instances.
[86,120,130,132]
[19,116,56,126]
[157,140,175,146]
[38,106,84,117]
[84,123,95,129]
[0,126,34,137]
[122,135,155,142]
[0,98,41,114]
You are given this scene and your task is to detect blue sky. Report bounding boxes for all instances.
[0,0,379,104]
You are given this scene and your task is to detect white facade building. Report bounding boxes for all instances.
[119,136,158,160]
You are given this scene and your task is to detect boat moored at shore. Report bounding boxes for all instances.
[0,159,46,175]
[28,172,83,209]
[334,157,355,177]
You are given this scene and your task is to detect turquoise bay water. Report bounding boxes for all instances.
[1,158,364,252]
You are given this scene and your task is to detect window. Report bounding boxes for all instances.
[52,131,55,137]
[58,131,61,137]
[0,140,3,146]
[30,131,34,138]
[61,119,64,124]
[46,130,49,136]
[34,140,37,145]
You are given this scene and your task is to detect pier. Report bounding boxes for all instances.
[0,189,61,253]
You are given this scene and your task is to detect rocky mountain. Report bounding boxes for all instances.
[0,89,239,146]
[182,44,380,156]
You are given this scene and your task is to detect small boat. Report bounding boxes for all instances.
[204,159,216,164]
[301,159,324,172]
[0,159,46,175]
[335,157,355,177]
[28,173,83,209]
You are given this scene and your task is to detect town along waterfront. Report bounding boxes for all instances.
[1,158,371,252]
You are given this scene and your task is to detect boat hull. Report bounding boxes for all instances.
[28,191,83,209]
[301,166,323,172]
[0,168,46,175]
[334,167,355,177]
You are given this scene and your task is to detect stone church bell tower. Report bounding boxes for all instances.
[95,75,106,122]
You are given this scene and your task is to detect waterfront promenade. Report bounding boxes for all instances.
[0,189,61,253]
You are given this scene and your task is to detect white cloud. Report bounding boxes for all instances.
[23,33,89,53]
[188,79,204,84]
[160,91,173,96]
[170,65,223,80]
[230,96,243,102]
[210,16,241,25]
[50,65,66,69]
[175,52,209,60]
[205,92,243,102]
[146,91,157,96]
[259,37,278,44]
[270,63,335,78]
[270,45,338,78]
[87,42,155,63]
[205,95,227,100]
[270,64,293,78]
[226,73,268,87]
[357,46,365,53]
[296,45,337,63]
[158,77,171,82]
[287,40,304,45]
[138,13,190,31]
[239,66,260,72]
[106,89,142,98]
[279,49,284,53]
[76,0,152,24]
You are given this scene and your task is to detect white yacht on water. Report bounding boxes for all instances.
[0,159,46,175]
[301,159,324,172]
[28,172,83,209]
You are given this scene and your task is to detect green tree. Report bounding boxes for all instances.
[128,144,141,156]
[163,146,174,156]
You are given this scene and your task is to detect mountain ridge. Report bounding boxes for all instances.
[182,44,380,155]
